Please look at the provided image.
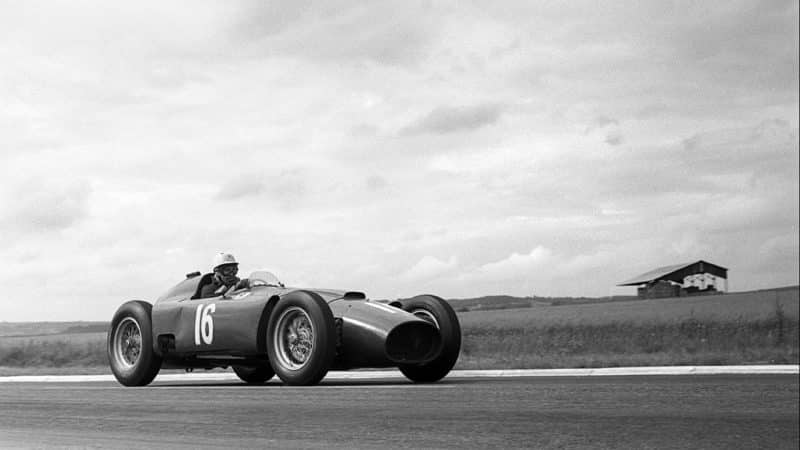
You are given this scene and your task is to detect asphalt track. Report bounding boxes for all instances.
[1,372,798,449]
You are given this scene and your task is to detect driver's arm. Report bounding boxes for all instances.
[213,284,227,296]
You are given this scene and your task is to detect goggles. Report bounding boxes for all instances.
[217,264,238,276]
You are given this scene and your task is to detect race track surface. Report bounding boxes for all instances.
[0,374,797,449]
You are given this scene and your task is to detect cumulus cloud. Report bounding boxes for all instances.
[400,255,459,281]
[560,250,618,273]
[473,246,553,281]
[400,103,503,135]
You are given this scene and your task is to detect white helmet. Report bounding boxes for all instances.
[212,252,238,270]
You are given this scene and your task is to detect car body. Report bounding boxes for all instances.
[107,270,461,386]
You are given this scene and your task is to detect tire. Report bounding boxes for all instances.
[233,365,275,384]
[397,295,461,383]
[107,301,162,387]
[267,291,336,386]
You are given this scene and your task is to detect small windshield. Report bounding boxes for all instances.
[248,270,284,288]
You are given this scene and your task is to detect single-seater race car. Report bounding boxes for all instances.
[107,270,461,386]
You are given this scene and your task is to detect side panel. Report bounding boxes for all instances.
[175,295,265,354]
[153,288,272,356]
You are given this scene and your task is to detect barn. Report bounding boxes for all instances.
[618,260,728,299]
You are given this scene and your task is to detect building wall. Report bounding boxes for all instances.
[638,280,681,299]
[638,280,723,299]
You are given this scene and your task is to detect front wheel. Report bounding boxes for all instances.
[267,291,336,386]
[397,295,461,383]
[107,301,162,387]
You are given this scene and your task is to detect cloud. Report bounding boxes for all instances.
[560,250,618,273]
[605,131,623,146]
[400,103,503,135]
[216,171,307,205]
[585,115,619,134]
[669,1,798,96]
[428,146,532,174]
[550,119,799,204]
[677,119,797,175]
[0,1,797,319]
[757,232,799,269]
[473,246,553,281]
[351,124,379,137]
[233,1,438,65]
[400,255,459,281]
[0,180,91,233]
[365,175,387,191]
[217,177,265,200]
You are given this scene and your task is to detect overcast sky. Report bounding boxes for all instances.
[1,1,798,321]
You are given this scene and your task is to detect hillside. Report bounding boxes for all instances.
[448,285,797,312]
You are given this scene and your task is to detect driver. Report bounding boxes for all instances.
[200,252,248,298]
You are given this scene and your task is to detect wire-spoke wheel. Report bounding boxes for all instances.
[274,307,315,370]
[107,301,162,387]
[112,317,142,369]
[267,291,336,386]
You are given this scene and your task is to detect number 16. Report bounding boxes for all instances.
[194,303,215,345]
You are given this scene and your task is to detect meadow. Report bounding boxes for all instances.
[457,287,798,368]
[0,322,108,374]
[0,286,797,374]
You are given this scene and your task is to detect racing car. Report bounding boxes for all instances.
[107,270,461,386]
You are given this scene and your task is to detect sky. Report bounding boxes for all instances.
[1,1,798,321]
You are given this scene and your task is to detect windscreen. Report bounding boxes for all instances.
[248,270,284,287]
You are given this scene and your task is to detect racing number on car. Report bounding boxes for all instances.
[194,303,216,346]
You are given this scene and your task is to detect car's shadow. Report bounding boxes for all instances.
[151,378,480,388]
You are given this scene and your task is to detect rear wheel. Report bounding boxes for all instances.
[107,301,162,387]
[267,291,336,386]
[233,365,275,384]
[397,295,461,383]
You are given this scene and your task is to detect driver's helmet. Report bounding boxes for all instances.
[212,252,239,285]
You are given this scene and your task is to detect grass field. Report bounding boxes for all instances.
[459,286,799,328]
[0,323,109,374]
[1,286,797,374]
[457,287,798,369]
[447,294,639,312]
[0,322,106,337]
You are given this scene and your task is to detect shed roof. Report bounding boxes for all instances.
[618,260,728,286]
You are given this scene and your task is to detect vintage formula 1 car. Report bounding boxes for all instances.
[107,270,461,386]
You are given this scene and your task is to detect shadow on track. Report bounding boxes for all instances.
[150,379,477,388]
